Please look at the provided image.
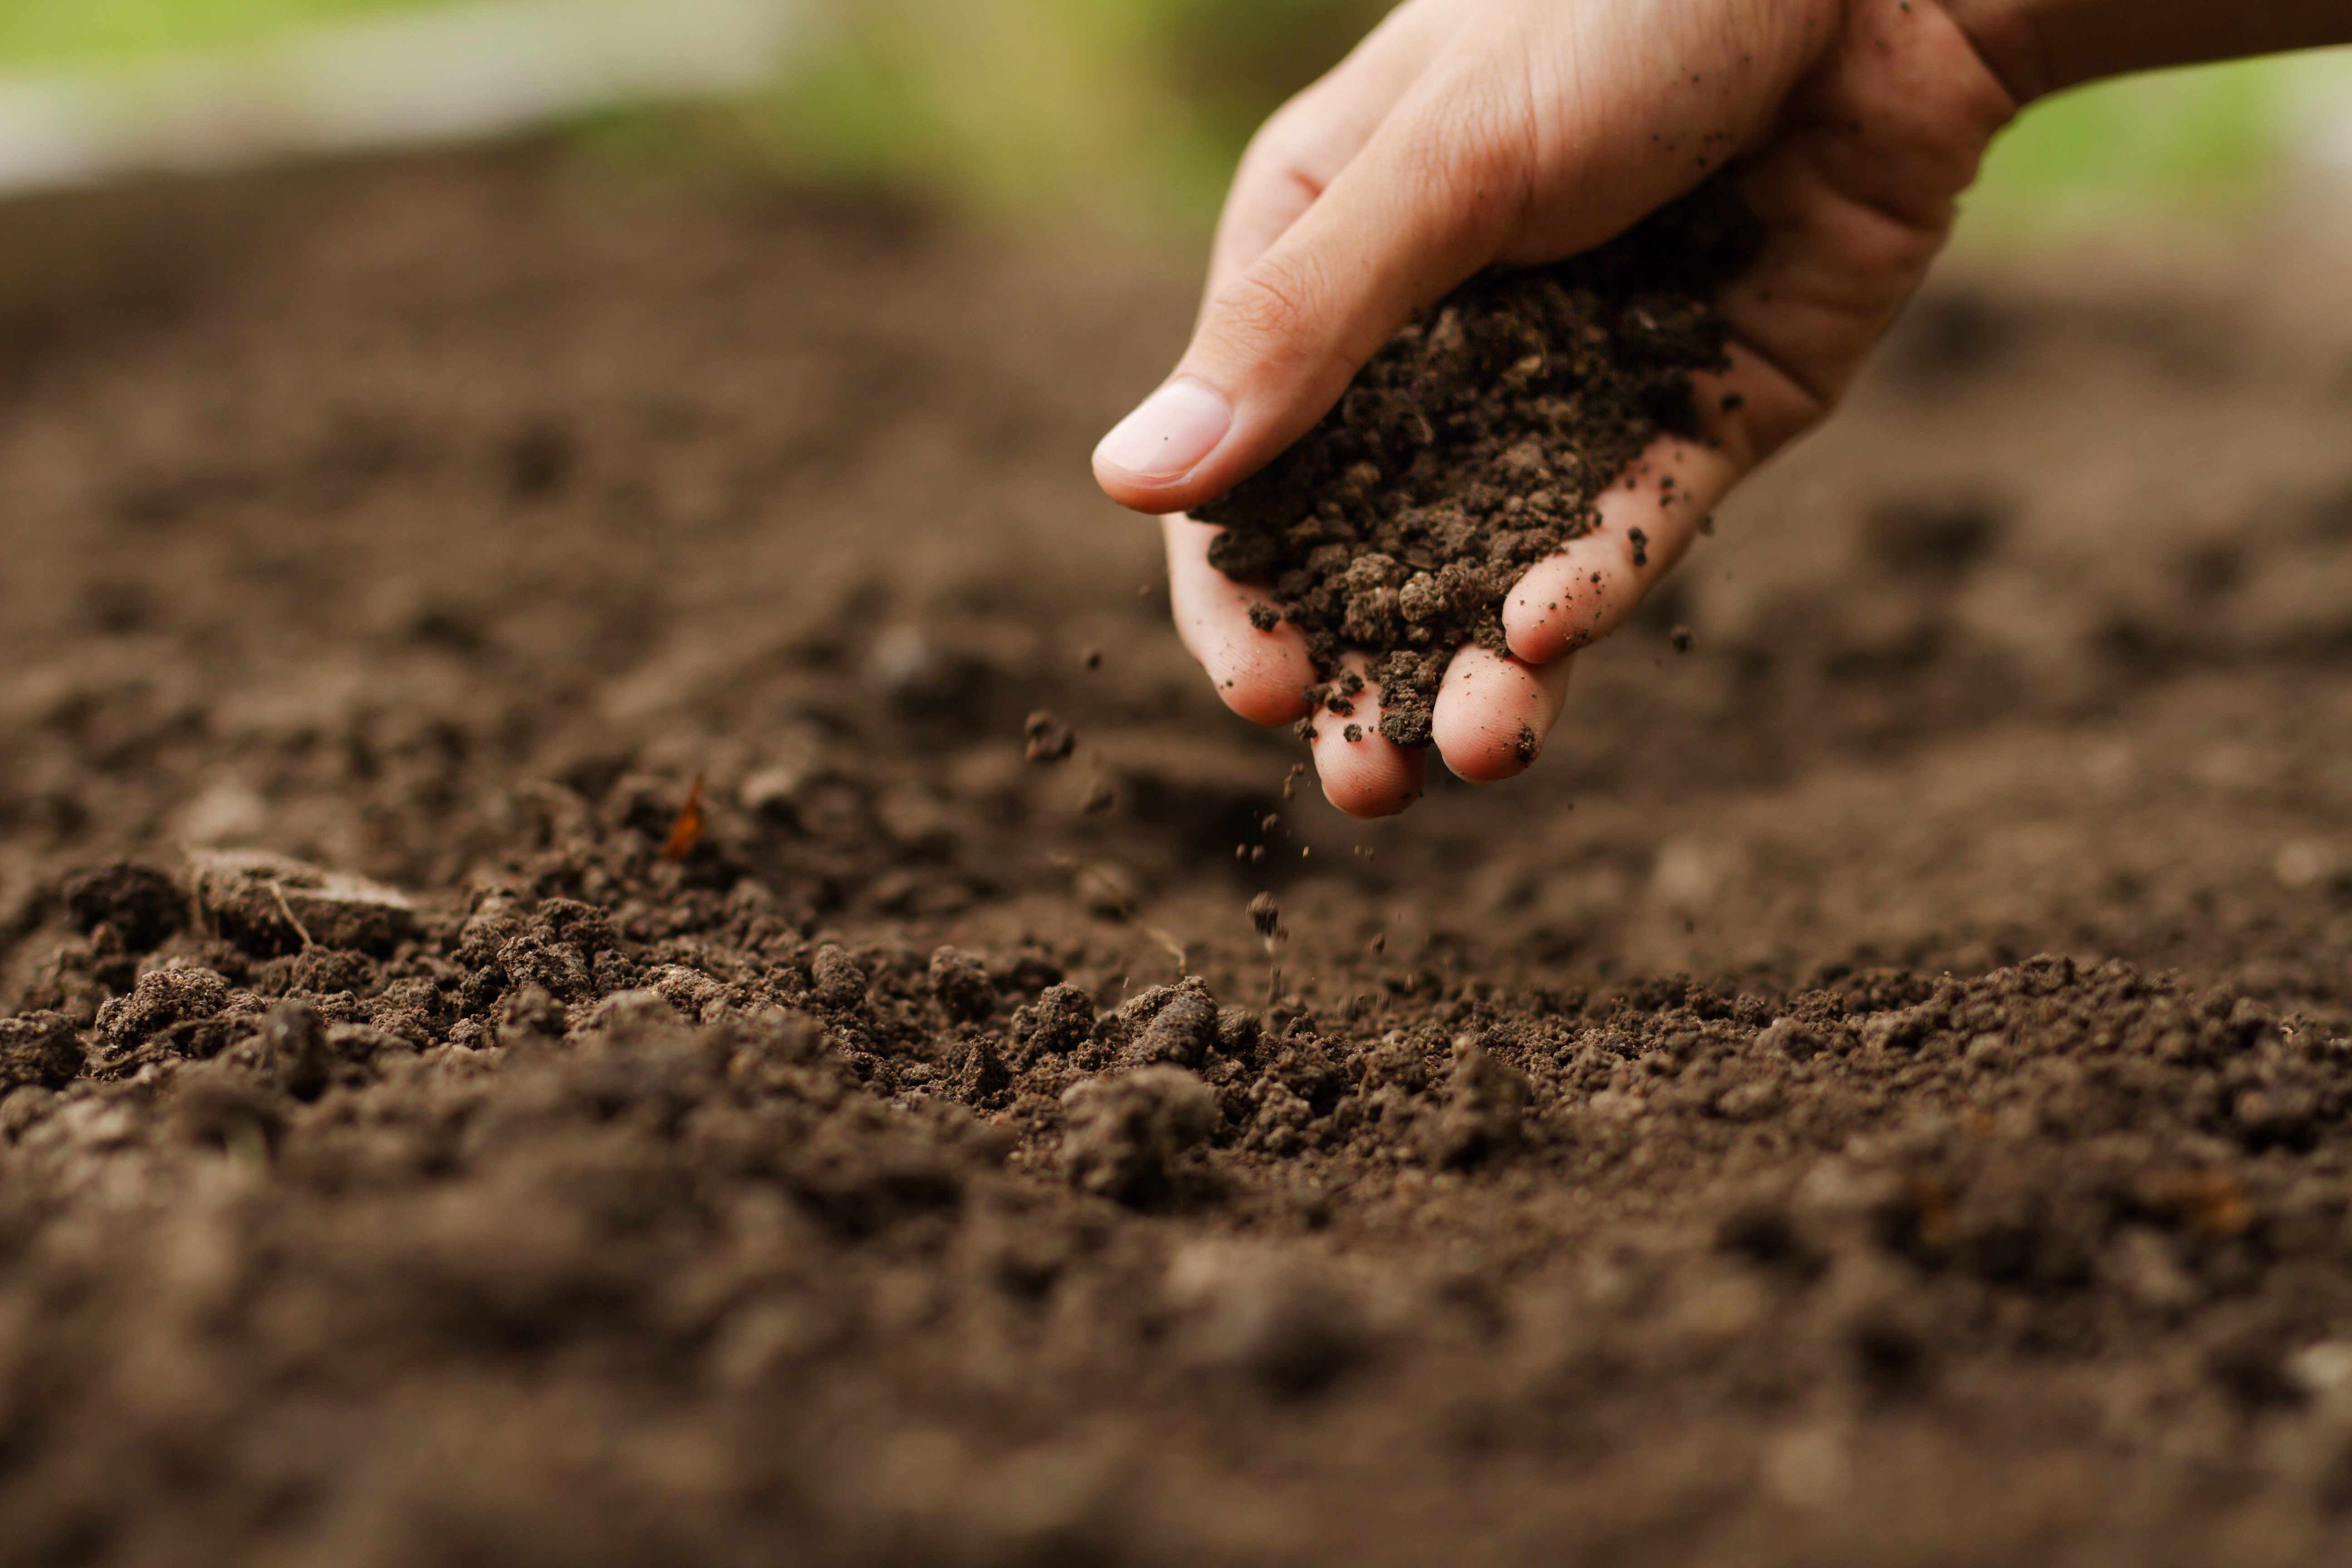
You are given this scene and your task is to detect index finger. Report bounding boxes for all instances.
[1203,0,1473,303]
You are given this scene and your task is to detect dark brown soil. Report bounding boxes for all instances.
[3,147,2352,1567]
[1194,180,1754,745]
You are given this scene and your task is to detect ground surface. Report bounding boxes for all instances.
[2,150,2352,1567]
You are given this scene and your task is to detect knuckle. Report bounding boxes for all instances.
[1231,142,1309,214]
[1394,59,1544,238]
[1243,93,1324,173]
[1236,90,1357,208]
[1212,257,1325,364]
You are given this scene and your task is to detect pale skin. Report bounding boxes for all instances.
[1093,0,2352,818]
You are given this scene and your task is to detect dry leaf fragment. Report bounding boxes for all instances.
[662,774,708,862]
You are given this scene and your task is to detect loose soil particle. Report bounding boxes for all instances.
[1195,178,1757,745]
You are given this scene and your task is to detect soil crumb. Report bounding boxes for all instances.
[1196,177,1756,745]
[1248,891,1282,940]
[1024,709,1076,762]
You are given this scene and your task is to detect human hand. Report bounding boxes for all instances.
[1096,0,2023,816]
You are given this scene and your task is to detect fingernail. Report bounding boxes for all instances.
[1094,379,1231,481]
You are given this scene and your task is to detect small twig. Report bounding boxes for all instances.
[268,879,314,951]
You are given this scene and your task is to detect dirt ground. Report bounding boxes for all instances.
[2,148,2352,1567]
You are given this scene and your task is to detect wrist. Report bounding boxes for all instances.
[1936,0,2053,103]
[1940,0,2352,104]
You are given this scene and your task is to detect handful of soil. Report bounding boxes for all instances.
[1194,176,1759,747]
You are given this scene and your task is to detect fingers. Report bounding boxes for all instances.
[1163,516,1423,816]
[1176,363,1745,796]
[1484,8,2015,673]
[1161,515,1314,727]
[1501,353,1772,666]
[1698,3,2018,450]
[1306,653,1425,819]
[1430,645,1572,783]
[1414,356,1754,783]
[1094,47,1532,514]
[1204,0,1476,303]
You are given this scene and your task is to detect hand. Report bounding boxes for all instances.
[1097,0,2024,816]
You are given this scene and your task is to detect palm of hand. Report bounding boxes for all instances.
[1121,0,2018,816]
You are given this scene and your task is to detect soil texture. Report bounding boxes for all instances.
[1,149,2351,1567]
[1195,180,1754,744]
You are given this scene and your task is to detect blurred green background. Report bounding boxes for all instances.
[0,0,2346,244]
[0,0,441,63]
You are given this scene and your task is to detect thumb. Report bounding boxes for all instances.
[1092,85,1518,515]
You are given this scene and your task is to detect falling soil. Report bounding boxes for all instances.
[1194,178,1754,745]
[3,148,2352,1567]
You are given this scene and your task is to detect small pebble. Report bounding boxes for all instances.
[1247,893,1281,939]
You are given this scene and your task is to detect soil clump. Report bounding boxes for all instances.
[1195,178,1755,744]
